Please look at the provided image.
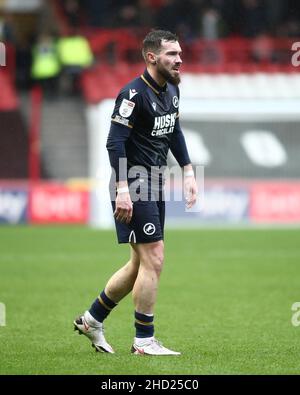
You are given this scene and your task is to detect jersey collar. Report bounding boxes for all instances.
[141,69,167,95]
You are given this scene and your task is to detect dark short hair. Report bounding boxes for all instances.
[142,29,178,60]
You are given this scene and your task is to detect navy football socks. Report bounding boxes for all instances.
[89,290,117,323]
[135,311,154,338]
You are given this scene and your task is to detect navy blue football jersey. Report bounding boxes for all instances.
[108,69,190,171]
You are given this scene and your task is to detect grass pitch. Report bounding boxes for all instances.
[0,226,299,375]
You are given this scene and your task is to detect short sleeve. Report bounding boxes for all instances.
[111,87,141,129]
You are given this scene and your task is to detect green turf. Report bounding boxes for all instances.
[0,226,299,375]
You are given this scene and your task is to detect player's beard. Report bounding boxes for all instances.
[157,60,181,85]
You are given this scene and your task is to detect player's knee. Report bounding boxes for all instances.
[142,241,164,276]
[151,255,164,277]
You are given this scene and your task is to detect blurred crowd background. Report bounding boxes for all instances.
[1,0,300,226]
[67,0,300,38]
[1,0,300,91]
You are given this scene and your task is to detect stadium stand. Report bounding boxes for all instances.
[1,0,300,182]
[40,97,88,179]
[0,42,17,110]
[0,109,28,178]
[0,0,300,227]
[0,41,28,178]
[79,30,299,103]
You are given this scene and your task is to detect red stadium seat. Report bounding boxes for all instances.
[0,70,18,111]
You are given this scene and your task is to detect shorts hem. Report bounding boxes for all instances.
[117,236,163,244]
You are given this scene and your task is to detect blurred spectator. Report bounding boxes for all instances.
[62,0,81,28]
[57,28,94,95]
[16,36,33,90]
[0,11,15,42]
[280,17,300,38]
[155,0,199,39]
[137,0,156,29]
[59,0,300,39]
[287,0,300,20]
[264,0,286,33]
[176,0,201,41]
[200,7,225,64]
[155,0,182,32]
[117,1,139,27]
[84,0,116,27]
[274,0,300,37]
[251,32,274,63]
[201,7,222,40]
[218,0,242,36]
[239,0,268,38]
[31,32,61,98]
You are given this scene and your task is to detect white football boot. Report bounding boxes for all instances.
[73,311,114,353]
[131,337,181,355]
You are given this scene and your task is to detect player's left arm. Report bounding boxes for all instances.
[169,117,197,209]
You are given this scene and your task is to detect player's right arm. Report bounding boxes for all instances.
[114,180,133,224]
[107,120,133,224]
[106,88,140,223]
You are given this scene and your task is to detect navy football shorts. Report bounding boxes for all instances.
[111,198,165,244]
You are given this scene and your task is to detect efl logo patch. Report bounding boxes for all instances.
[119,99,135,118]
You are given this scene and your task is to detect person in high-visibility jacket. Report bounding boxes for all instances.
[57,30,94,94]
[31,33,61,98]
[57,34,93,68]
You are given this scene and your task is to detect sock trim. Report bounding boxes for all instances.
[135,311,154,323]
[135,319,154,326]
[98,295,113,311]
